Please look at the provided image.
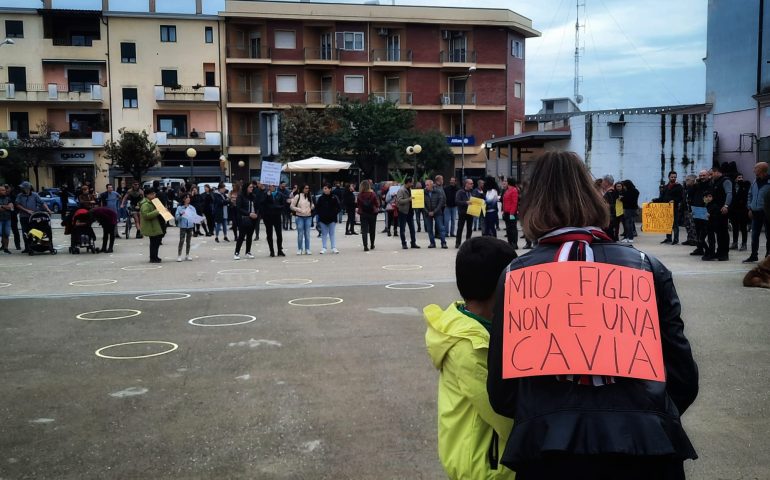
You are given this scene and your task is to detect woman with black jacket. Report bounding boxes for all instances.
[233,183,257,260]
[190,186,209,237]
[620,179,640,242]
[262,184,286,257]
[315,183,341,254]
[202,184,214,237]
[343,183,358,235]
[487,152,698,479]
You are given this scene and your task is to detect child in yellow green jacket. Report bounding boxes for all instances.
[425,236,518,479]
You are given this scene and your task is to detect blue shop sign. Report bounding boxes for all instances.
[446,135,475,146]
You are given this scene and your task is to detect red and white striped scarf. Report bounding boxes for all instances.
[539,227,616,386]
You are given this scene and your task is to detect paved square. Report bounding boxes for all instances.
[1,221,768,479]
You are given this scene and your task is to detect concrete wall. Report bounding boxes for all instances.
[566,113,713,204]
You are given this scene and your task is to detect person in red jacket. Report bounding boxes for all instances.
[501,178,519,249]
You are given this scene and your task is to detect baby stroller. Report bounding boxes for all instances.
[27,211,58,255]
[69,208,99,254]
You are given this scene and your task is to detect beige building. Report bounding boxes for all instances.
[0,2,224,191]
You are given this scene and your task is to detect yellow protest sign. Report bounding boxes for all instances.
[152,198,175,223]
[642,202,673,233]
[412,189,424,209]
[467,197,485,217]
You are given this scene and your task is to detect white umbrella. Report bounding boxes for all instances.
[282,156,352,172]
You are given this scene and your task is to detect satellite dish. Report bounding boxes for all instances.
[575,95,584,104]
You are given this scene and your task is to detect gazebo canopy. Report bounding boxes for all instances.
[282,157,352,172]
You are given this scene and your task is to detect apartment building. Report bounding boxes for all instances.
[221,0,539,178]
[1,7,110,190]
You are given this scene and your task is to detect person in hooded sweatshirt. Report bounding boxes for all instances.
[424,236,518,480]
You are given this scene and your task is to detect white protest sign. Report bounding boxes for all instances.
[260,161,282,186]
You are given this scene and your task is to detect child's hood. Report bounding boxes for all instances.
[424,302,490,370]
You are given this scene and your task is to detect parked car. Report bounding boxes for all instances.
[39,188,78,213]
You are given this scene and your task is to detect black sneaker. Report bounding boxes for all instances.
[742,256,758,263]
[402,244,408,249]
[2,249,11,254]
[411,244,420,249]
[689,249,704,256]
[427,244,436,249]
[671,240,679,245]
[717,255,729,261]
[661,238,672,244]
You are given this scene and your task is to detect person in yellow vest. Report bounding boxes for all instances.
[424,236,518,479]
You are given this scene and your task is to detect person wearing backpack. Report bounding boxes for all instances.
[356,180,380,251]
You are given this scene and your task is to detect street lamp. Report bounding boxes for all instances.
[186,147,197,183]
[0,38,14,47]
[0,149,8,159]
[460,65,476,180]
[406,144,422,179]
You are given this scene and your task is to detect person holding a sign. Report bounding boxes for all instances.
[139,188,164,263]
[487,151,698,479]
[454,179,475,248]
[395,178,420,249]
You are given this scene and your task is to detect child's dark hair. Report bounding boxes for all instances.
[456,237,517,301]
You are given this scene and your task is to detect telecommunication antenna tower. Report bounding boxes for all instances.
[574,0,586,104]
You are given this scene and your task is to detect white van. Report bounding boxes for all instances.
[197,182,233,193]
[142,178,186,190]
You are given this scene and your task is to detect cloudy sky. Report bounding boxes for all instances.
[6,0,708,113]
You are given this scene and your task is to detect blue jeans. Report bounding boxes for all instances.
[215,220,227,238]
[398,210,417,246]
[296,216,312,251]
[319,221,337,249]
[623,209,637,239]
[0,219,10,238]
[424,213,446,246]
[444,206,457,235]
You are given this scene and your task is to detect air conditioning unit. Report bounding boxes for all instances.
[378,28,389,36]
[374,95,385,104]
[441,95,451,105]
[441,30,449,40]
[50,131,60,141]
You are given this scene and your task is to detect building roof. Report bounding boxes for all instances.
[526,103,713,122]
[223,1,541,37]
[485,130,571,149]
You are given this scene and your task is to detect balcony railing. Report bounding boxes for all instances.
[440,92,476,106]
[155,131,222,146]
[337,92,368,103]
[304,47,339,61]
[371,92,413,105]
[1,83,104,102]
[371,49,413,62]
[226,44,271,60]
[304,90,338,105]
[228,134,260,147]
[154,85,220,102]
[440,50,477,64]
[51,36,100,47]
[227,89,272,104]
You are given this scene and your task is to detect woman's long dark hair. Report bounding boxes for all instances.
[521,151,610,239]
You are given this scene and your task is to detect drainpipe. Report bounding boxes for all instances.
[149,0,156,13]
[756,0,765,164]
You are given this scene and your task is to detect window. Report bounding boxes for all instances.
[157,115,188,137]
[514,82,522,98]
[609,123,624,138]
[274,30,296,49]
[275,74,297,93]
[514,120,523,135]
[122,88,138,108]
[205,71,216,87]
[344,75,364,94]
[5,20,23,38]
[205,26,213,44]
[336,31,364,51]
[161,69,178,88]
[121,42,136,63]
[512,40,523,58]
[68,69,99,92]
[160,25,177,42]
[8,66,26,92]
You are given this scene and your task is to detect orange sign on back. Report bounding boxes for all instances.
[502,262,665,382]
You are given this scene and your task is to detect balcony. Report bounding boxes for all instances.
[371,49,413,65]
[440,92,477,108]
[57,131,107,148]
[228,133,260,155]
[154,85,220,103]
[227,89,272,106]
[371,92,413,105]
[440,50,477,66]
[1,83,104,103]
[226,45,271,63]
[337,92,368,103]
[303,47,340,65]
[305,90,338,105]
[154,131,222,147]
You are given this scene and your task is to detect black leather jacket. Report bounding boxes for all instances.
[488,241,699,470]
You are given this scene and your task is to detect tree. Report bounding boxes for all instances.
[279,106,344,162]
[10,121,63,190]
[336,98,416,180]
[103,129,161,181]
